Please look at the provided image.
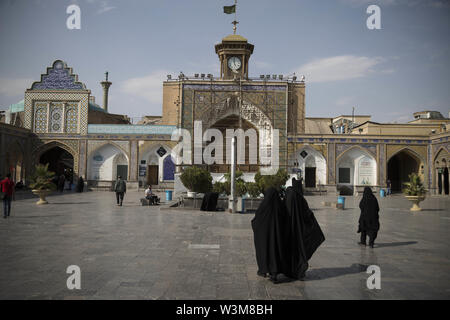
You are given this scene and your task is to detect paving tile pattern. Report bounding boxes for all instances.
[0,191,449,300]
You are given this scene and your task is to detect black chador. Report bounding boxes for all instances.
[76,176,84,192]
[358,187,380,248]
[251,188,291,282]
[200,192,219,211]
[285,178,325,279]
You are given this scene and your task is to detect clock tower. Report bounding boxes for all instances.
[215,34,254,80]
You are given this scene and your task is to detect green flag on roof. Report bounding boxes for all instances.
[224,5,236,14]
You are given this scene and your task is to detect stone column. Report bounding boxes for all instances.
[100,81,112,112]
[326,142,337,195]
[129,140,138,188]
[78,139,87,181]
[378,143,386,188]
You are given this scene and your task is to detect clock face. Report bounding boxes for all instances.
[228,57,241,71]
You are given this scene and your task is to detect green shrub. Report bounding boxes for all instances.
[213,171,247,197]
[180,166,213,193]
[246,182,261,198]
[29,164,57,191]
[403,173,426,196]
[254,168,289,194]
[212,181,226,194]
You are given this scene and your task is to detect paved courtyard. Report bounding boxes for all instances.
[0,190,449,300]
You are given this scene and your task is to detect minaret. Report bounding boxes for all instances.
[100,71,112,112]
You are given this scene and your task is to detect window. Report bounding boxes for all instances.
[339,168,350,183]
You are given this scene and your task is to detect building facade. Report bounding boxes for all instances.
[1,34,449,196]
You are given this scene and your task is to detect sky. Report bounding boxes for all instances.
[0,0,449,123]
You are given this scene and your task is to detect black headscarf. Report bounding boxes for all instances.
[285,183,325,279]
[200,192,219,211]
[358,186,380,233]
[291,177,304,196]
[251,188,290,277]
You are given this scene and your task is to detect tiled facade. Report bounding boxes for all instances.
[1,38,449,195]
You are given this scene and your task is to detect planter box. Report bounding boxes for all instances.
[181,195,263,211]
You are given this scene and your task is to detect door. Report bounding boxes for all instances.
[116,165,128,180]
[147,165,158,185]
[305,167,316,188]
[444,167,449,195]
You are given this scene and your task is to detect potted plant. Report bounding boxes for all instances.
[245,181,262,211]
[403,173,426,211]
[213,172,247,212]
[180,166,213,198]
[29,163,57,205]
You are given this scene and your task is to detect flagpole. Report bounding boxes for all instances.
[234,0,237,34]
[235,0,237,26]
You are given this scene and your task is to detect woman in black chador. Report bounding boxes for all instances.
[284,178,325,280]
[251,187,290,283]
[358,186,380,248]
[76,176,84,193]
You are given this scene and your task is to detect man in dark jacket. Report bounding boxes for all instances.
[0,174,15,218]
[114,176,126,206]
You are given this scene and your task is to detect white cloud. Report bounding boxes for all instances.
[119,71,169,104]
[0,78,32,97]
[83,0,116,14]
[296,55,384,83]
[97,1,116,14]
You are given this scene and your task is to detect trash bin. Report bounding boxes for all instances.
[337,196,345,210]
[165,190,173,201]
[240,197,246,213]
[380,189,385,198]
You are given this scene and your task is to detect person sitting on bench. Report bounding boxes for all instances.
[145,185,158,205]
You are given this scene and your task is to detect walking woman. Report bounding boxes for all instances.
[358,186,380,248]
[251,187,291,283]
[284,178,325,280]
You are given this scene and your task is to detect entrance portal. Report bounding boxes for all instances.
[387,150,420,192]
[39,146,74,182]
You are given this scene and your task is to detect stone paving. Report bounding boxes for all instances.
[0,190,449,300]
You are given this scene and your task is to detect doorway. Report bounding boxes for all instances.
[147,165,158,185]
[305,167,316,188]
[116,165,128,180]
[444,167,449,195]
[387,150,420,192]
[39,146,74,183]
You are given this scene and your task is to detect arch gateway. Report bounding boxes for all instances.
[0,34,449,196]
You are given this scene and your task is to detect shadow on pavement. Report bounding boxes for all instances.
[305,263,369,281]
[374,241,417,248]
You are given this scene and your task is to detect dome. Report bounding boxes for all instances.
[222,34,248,42]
